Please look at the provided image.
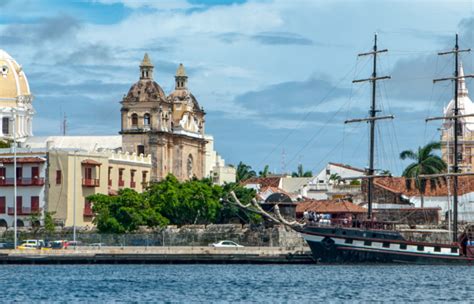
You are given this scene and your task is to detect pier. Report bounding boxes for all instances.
[0,246,314,264]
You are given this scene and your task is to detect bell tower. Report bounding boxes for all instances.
[140,53,154,80]
[175,63,187,90]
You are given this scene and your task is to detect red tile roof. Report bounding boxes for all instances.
[373,176,474,197]
[296,200,367,215]
[241,177,281,188]
[81,159,102,166]
[0,157,45,164]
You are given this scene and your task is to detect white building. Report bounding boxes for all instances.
[0,50,34,142]
[204,135,236,185]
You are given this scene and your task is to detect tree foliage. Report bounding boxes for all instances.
[400,141,447,207]
[259,165,270,177]
[292,164,313,177]
[236,161,256,182]
[88,174,260,233]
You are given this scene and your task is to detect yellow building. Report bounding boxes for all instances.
[441,64,474,172]
[47,150,151,227]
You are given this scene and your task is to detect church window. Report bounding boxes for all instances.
[2,117,9,135]
[187,154,193,179]
[144,113,150,126]
[131,114,138,127]
[137,145,145,155]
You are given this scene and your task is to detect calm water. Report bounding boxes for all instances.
[0,265,473,303]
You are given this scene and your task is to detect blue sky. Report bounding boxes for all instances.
[1,0,473,175]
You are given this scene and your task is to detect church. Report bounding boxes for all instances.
[120,54,207,181]
[441,63,474,172]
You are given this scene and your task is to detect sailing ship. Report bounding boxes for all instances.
[301,34,474,264]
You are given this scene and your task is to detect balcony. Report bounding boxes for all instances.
[0,177,45,186]
[8,207,41,216]
[130,181,136,188]
[118,180,125,187]
[83,207,94,217]
[82,178,100,187]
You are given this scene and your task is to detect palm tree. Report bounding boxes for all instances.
[236,161,256,182]
[329,173,341,184]
[380,169,392,177]
[400,141,447,207]
[259,165,270,177]
[292,164,313,177]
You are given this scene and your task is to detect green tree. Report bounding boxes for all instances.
[400,141,447,207]
[217,183,261,224]
[44,212,56,234]
[292,164,313,177]
[259,165,270,177]
[236,161,256,182]
[380,169,392,176]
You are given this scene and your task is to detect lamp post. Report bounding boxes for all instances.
[10,110,17,249]
[73,150,77,246]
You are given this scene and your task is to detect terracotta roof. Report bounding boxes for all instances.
[373,176,474,197]
[257,186,293,202]
[296,200,367,215]
[328,162,365,173]
[241,177,281,188]
[0,157,45,164]
[81,159,102,166]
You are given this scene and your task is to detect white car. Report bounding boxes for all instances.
[210,240,244,248]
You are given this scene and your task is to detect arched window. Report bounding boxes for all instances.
[187,154,193,179]
[144,113,150,126]
[131,113,138,127]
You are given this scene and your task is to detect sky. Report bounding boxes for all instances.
[1,0,474,176]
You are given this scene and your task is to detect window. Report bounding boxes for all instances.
[108,167,112,186]
[84,167,93,180]
[31,196,39,213]
[364,240,372,246]
[16,196,22,213]
[131,114,138,127]
[144,113,150,126]
[383,242,390,248]
[417,245,424,251]
[434,246,441,252]
[0,197,5,214]
[400,244,407,250]
[56,170,62,185]
[31,166,39,179]
[16,167,22,179]
[142,171,147,186]
[0,167,5,178]
[137,145,145,155]
[344,239,353,244]
[119,169,125,187]
[451,247,458,254]
[130,170,136,188]
[2,117,9,135]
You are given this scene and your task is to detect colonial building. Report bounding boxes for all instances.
[121,54,207,181]
[441,63,474,172]
[0,49,34,142]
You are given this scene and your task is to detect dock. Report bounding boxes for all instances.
[0,246,315,264]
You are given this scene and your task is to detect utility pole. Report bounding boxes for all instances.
[345,34,392,219]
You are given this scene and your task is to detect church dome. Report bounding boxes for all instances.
[0,49,32,101]
[125,79,167,102]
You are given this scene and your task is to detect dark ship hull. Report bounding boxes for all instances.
[302,225,474,264]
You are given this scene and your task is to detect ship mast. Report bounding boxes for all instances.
[429,34,474,242]
[345,34,392,219]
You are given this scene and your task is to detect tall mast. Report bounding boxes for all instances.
[432,34,473,242]
[346,34,391,219]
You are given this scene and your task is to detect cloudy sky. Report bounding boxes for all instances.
[1,0,473,175]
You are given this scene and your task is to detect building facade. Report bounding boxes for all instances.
[0,50,34,142]
[441,64,474,172]
[121,54,206,181]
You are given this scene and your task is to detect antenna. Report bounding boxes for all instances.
[425,34,474,242]
[281,148,286,174]
[345,33,392,220]
[62,113,67,136]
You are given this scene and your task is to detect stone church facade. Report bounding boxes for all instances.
[120,54,207,181]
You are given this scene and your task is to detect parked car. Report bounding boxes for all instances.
[210,240,244,248]
[50,240,69,249]
[0,242,14,249]
[18,239,45,250]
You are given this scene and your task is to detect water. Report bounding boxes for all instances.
[0,265,473,303]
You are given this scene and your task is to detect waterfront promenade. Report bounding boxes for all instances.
[0,246,313,264]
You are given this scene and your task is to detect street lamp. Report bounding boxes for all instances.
[10,110,17,249]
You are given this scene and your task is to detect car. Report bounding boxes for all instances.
[18,239,45,250]
[210,240,244,248]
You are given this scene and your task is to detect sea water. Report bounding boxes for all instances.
[0,265,472,303]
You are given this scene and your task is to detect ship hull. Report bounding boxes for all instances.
[303,226,474,265]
